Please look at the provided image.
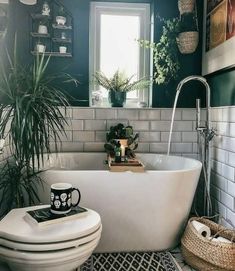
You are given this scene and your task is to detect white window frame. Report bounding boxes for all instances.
[89,1,151,107]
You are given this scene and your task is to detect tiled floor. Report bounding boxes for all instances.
[171,247,196,271]
[80,247,196,271]
[0,247,196,271]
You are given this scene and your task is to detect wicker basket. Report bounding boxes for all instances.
[178,0,195,15]
[181,217,235,271]
[177,31,199,54]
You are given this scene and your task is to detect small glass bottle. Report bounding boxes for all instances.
[114,141,121,163]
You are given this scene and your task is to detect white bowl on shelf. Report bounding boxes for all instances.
[56,16,66,26]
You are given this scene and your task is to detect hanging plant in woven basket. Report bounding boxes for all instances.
[176,12,199,54]
[178,0,195,15]
[177,31,199,54]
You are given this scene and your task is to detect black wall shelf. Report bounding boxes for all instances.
[30,0,73,57]
[31,51,72,57]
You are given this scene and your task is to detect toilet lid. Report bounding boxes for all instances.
[0,205,101,244]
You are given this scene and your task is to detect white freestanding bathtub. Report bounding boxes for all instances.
[38,152,202,253]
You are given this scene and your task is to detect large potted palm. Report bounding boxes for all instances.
[93,70,150,107]
[0,48,77,216]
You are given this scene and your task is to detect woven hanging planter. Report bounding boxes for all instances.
[176,31,199,54]
[178,0,195,15]
[181,217,235,271]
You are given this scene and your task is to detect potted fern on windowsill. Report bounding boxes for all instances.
[93,70,150,107]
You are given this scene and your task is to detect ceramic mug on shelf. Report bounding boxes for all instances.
[59,46,67,54]
[36,43,46,53]
[38,24,48,34]
[50,183,81,214]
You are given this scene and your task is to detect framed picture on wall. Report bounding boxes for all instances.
[202,0,235,75]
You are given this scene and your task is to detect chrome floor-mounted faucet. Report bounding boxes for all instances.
[174,75,216,216]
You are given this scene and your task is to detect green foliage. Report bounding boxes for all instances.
[0,41,78,212]
[0,49,77,170]
[179,12,198,32]
[139,17,180,85]
[0,156,44,216]
[104,123,139,158]
[58,6,66,17]
[139,13,198,85]
[93,70,150,93]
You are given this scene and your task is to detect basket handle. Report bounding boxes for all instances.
[212,229,235,242]
[189,214,220,223]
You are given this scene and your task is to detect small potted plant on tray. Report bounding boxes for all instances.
[104,123,139,158]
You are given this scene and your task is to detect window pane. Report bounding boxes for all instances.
[100,14,140,98]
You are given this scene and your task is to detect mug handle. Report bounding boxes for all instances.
[71,188,81,207]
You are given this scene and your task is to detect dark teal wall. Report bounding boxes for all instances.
[201,0,235,107]
[8,0,205,107]
[152,0,205,108]
[207,68,235,107]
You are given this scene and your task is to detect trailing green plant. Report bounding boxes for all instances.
[58,6,66,17]
[0,156,44,216]
[139,17,180,85]
[139,13,198,85]
[93,70,150,93]
[104,123,139,158]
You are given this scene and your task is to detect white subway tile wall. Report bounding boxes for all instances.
[211,106,235,228]
[52,107,199,157]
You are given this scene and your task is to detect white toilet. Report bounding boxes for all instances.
[0,205,102,271]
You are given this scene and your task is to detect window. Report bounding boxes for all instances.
[89,2,151,107]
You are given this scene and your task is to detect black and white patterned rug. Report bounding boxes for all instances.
[81,251,181,271]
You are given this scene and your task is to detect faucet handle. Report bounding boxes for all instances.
[207,127,217,141]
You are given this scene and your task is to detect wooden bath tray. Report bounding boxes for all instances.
[108,157,145,172]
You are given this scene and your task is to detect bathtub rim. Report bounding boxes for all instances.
[41,152,202,173]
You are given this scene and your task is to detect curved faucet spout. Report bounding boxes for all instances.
[168,75,211,156]
[176,75,211,111]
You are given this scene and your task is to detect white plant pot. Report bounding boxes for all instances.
[177,31,199,54]
[38,25,48,34]
[36,44,46,53]
[56,16,66,26]
[178,0,195,15]
[59,46,67,54]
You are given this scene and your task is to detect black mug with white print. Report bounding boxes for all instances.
[50,183,81,214]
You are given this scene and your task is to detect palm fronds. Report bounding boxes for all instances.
[0,46,78,211]
[0,157,44,216]
[0,52,75,170]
